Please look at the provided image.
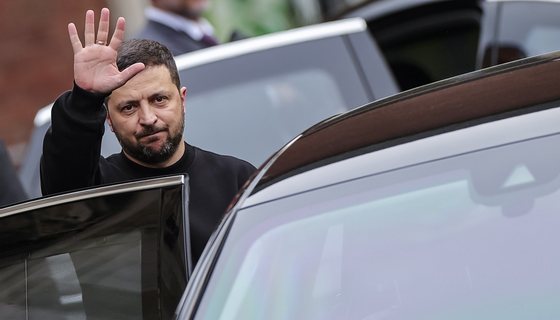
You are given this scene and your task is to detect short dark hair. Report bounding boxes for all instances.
[117,39,180,89]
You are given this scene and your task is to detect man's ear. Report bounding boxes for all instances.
[104,101,115,132]
[107,118,114,132]
[181,87,187,112]
[106,112,114,132]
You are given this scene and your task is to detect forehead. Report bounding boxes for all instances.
[108,65,176,104]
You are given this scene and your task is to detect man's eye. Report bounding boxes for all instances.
[121,105,134,113]
[155,96,167,103]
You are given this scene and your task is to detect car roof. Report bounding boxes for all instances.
[241,51,560,204]
[173,18,367,70]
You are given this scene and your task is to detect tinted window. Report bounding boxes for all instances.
[494,2,560,63]
[368,3,480,90]
[195,130,560,319]
[180,37,372,166]
[0,176,188,319]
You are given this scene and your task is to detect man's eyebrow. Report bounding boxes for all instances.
[150,90,172,98]
[115,99,139,108]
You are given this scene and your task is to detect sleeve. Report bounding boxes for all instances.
[237,160,257,190]
[40,83,109,195]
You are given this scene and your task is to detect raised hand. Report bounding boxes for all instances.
[67,8,145,94]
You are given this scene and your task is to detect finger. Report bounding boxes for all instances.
[96,8,110,45]
[84,10,95,46]
[108,17,126,50]
[67,23,83,54]
[119,63,146,84]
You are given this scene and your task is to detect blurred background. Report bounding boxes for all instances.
[0,0,323,167]
[5,0,558,170]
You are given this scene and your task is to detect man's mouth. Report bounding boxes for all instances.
[137,129,166,142]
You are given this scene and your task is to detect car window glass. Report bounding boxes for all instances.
[186,69,346,166]
[0,177,188,320]
[25,232,141,319]
[195,130,560,319]
[497,2,560,59]
[368,4,481,90]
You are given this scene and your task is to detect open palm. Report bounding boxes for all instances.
[68,8,144,94]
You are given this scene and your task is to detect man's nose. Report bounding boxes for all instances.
[138,104,157,125]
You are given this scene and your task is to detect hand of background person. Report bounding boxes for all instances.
[68,8,145,94]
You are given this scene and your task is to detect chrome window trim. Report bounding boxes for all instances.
[0,175,186,217]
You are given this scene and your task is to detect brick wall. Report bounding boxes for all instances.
[0,0,108,165]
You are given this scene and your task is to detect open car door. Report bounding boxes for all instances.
[0,175,190,319]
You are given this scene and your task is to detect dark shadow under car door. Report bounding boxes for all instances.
[0,175,190,320]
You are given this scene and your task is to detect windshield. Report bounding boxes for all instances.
[194,130,560,319]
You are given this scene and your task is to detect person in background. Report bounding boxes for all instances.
[41,8,256,264]
[0,140,28,207]
[134,0,221,55]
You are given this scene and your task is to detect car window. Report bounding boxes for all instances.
[0,175,189,320]
[495,1,560,62]
[180,37,375,166]
[367,3,481,90]
[194,129,560,319]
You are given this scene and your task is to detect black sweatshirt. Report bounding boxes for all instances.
[41,84,256,263]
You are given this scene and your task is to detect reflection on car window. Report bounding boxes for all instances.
[26,232,142,319]
[186,69,347,165]
[195,131,560,319]
[368,4,480,90]
[498,2,560,59]
[1,229,145,319]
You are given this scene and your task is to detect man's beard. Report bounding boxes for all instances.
[114,119,184,165]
